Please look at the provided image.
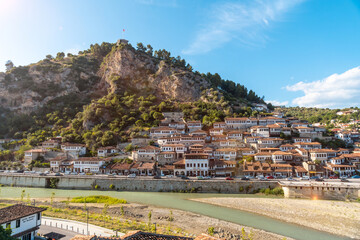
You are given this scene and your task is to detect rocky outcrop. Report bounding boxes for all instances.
[98,45,210,102]
[0,43,210,115]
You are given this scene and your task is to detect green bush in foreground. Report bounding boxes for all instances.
[70,195,127,204]
[259,187,284,196]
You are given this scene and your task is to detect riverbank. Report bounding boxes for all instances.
[191,197,360,239]
[0,187,349,240]
[0,198,291,240]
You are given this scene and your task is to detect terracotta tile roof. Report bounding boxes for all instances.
[138,162,155,170]
[295,166,308,172]
[110,163,133,170]
[98,146,117,150]
[173,159,185,165]
[272,151,292,155]
[0,204,46,224]
[77,157,109,162]
[25,149,47,153]
[194,234,223,240]
[120,230,193,240]
[62,143,86,147]
[138,146,160,151]
[70,236,94,240]
[160,165,175,170]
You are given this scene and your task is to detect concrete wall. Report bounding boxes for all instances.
[283,185,360,201]
[0,175,46,187]
[0,175,279,194]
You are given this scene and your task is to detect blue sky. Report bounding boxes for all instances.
[1,0,360,108]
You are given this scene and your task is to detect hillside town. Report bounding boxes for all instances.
[2,109,359,180]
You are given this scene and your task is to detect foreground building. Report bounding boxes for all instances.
[0,204,45,240]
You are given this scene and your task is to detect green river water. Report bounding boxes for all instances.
[0,187,353,240]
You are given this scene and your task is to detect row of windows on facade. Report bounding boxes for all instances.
[186,163,208,168]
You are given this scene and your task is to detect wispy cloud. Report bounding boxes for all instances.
[182,0,304,55]
[266,100,289,106]
[286,66,360,108]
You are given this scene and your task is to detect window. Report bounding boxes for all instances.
[37,213,41,220]
[16,219,20,228]
[5,222,10,229]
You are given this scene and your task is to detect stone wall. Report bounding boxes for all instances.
[0,175,279,194]
[282,184,360,201]
[0,175,46,188]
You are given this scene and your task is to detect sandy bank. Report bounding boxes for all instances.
[191,197,360,239]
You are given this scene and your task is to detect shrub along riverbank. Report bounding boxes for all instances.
[70,195,127,204]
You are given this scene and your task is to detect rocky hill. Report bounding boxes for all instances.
[0,40,267,140]
[0,42,210,115]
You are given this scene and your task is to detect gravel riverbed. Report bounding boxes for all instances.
[191,197,360,239]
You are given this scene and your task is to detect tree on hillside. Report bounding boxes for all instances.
[136,42,146,52]
[146,44,153,55]
[56,52,65,60]
[45,54,53,60]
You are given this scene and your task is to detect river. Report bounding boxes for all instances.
[0,187,352,240]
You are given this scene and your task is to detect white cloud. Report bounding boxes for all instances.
[286,66,360,108]
[266,100,289,106]
[182,0,304,55]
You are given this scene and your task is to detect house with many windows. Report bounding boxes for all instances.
[184,153,209,176]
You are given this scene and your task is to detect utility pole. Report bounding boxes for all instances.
[86,209,89,235]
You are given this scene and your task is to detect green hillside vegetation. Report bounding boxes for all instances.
[0,40,269,152]
[281,107,360,125]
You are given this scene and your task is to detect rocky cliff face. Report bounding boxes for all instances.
[98,45,210,102]
[0,43,210,115]
[0,56,100,114]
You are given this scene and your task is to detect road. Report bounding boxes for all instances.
[1,172,360,183]
[38,216,120,239]
[38,225,77,240]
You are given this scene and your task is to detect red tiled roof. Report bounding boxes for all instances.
[0,204,46,224]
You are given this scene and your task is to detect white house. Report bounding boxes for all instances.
[24,149,47,165]
[185,153,209,176]
[225,117,257,129]
[131,145,160,162]
[160,144,185,158]
[226,131,243,140]
[187,121,202,133]
[0,204,45,240]
[73,157,110,173]
[149,127,178,139]
[272,151,293,163]
[213,148,237,160]
[213,122,226,129]
[250,126,270,138]
[97,146,118,157]
[61,143,86,156]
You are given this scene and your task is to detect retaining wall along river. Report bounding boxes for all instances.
[0,175,278,193]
